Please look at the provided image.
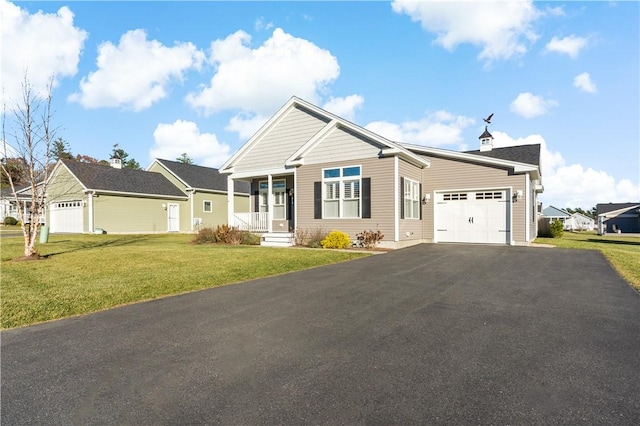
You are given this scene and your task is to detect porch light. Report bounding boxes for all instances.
[422,194,430,204]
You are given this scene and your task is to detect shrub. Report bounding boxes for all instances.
[356,229,384,249]
[549,219,564,238]
[240,231,261,246]
[192,227,219,244]
[3,216,18,226]
[321,230,351,249]
[295,227,328,248]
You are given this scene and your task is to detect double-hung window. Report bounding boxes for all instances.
[323,166,361,218]
[404,178,420,219]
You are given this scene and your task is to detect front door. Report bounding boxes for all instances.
[167,203,179,232]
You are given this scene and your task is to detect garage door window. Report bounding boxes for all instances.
[444,193,468,201]
[476,192,503,200]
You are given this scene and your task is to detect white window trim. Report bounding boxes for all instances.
[322,165,362,219]
[404,178,420,220]
[203,200,213,213]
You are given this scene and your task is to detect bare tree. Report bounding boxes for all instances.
[1,74,56,258]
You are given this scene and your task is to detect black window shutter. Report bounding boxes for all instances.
[362,177,371,219]
[400,177,405,219]
[419,183,423,220]
[314,182,322,219]
[253,190,259,213]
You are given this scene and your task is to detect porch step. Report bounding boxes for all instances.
[261,232,295,247]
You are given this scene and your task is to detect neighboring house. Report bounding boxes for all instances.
[220,97,543,248]
[147,158,250,231]
[596,202,640,234]
[45,159,249,234]
[1,184,46,224]
[568,212,595,231]
[541,206,572,229]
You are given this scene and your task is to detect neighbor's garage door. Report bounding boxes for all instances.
[436,190,510,244]
[50,201,83,233]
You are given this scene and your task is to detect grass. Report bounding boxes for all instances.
[0,234,370,329]
[535,231,640,291]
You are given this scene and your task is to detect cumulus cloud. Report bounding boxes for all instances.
[391,0,539,63]
[491,131,639,208]
[225,113,270,141]
[322,95,364,122]
[1,0,87,104]
[510,92,558,118]
[185,28,340,117]
[544,35,588,58]
[366,110,475,147]
[69,29,204,111]
[573,72,597,93]
[150,120,231,168]
[254,17,274,31]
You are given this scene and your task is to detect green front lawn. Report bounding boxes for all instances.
[535,231,640,291]
[1,234,370,329]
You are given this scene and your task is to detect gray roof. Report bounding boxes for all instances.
[61,159,186,197]
[155,159,250,194]
[466,144,541,167]
[542,206,571,218]
[596,202,640,215]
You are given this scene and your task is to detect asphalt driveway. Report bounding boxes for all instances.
[2,244,639,425]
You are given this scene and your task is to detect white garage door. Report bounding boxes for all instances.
[436,190,510,244]
[50,201,84,233]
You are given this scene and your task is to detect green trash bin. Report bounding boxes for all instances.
[39,225,50,244]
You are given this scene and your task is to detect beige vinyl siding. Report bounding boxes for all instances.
[399,159,424,242]
[92,195,186,233]
[303,125,385,165]
[296,157,396,242]
[234,106,330,173]
[46,165,88,231]
[420,155,528,244]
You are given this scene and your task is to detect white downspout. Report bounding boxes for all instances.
[227,176,235,227]
[394,156,399,242]
[525,173,531,242]
[87,191,94,233]
[188,188,194,232]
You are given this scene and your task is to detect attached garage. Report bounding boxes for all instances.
[435,189,511,244]
[50,201,84,233]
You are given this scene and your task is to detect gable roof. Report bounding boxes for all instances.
[152,159,250,194]
[465,144,541,167]
[596,202,640,216]
[220,96,431,173]
[57,159,187,198]
[542,206,571,218]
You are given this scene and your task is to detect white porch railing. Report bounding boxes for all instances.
[233,212,269,232]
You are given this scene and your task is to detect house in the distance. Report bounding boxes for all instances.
[596,202,640,234]
[220,96,543,247]
[568,211,595,231]
[45,158,249,233]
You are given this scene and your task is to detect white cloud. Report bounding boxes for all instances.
[573,72,597,93]
[69,29,204,111]
[150,120,231,168]
[391,0,539,63]
[1,0,87,104]
[185,28,340,116]
[544,35,588,58]
[366,110,475,147]
[254,17,274,31]
[322,95,364,121]
[225,113,269,141]
[491,131,639,208]
[510,92,558,118]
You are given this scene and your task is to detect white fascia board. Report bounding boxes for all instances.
[149,159,190,187]
[404,144,539,178]
[89,189,188,200]
[285,119,338,166]
[219,97,299,172]
[380,148,431,168]
[49,160,88,192]
[226,167,292,180]
[189,187,250,196]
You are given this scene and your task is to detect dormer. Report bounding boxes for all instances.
[479,126,494,152]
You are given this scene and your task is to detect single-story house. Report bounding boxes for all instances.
[596,202,640,234]
[541,206,572,228]
[220,97,543,248]
[1,184,46,225]
[568,212,595,231]
[45,158,249,234]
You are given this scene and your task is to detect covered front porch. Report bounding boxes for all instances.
[226,171,296,246]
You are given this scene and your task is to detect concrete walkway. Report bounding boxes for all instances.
[2,244,639,424]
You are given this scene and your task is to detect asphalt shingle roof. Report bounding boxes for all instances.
[596,202,640,215]
[155,159,250,194]
[61,159,186,197]
[466,144,541,167]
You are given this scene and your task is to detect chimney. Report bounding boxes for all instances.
[479,126,494,152]
[110,157,122,169]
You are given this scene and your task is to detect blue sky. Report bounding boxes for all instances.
[2,0,638,209]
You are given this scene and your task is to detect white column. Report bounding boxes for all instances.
[227,176,235,227]
[267,174,273,232]
[88,192,94,233]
